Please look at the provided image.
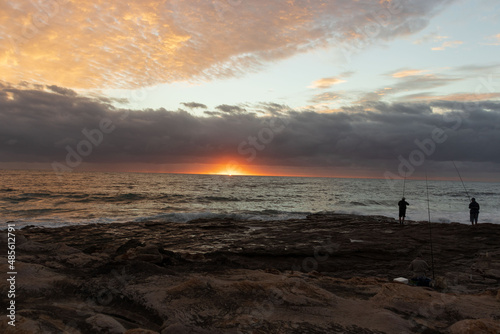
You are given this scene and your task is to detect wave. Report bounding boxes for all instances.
[2,192,240,206]
[3,207,500,230]
[76,193,243,204]
[133,210,310,224]
[197,196,241,202]
[1,210,312,229]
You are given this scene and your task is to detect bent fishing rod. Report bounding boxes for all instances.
[453,161,471,201]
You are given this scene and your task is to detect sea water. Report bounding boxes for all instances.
[1,170,499,228]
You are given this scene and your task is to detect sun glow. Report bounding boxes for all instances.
[218,165,245,176]
[206,161,254,176]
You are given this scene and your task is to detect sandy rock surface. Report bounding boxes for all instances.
[1,213,499,333]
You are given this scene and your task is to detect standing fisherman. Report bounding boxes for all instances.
[469,198,480,225]
[398,197,409,225]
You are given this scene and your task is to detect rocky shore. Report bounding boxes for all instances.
[1,213,500,333]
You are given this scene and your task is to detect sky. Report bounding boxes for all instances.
[1,0,500,181]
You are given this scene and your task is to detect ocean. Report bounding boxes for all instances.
[1,169,499,229]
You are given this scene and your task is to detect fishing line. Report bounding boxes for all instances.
[453,161,470,201]
[425,171,436,280]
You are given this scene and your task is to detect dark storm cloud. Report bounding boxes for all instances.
[1,86,500,177]
[181,102,208,109]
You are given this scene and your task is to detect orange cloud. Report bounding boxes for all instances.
[309,91,341,105]
[404,92,500,102]
[0,0,452,89]
[392,69,429,78]
[309,77,346,89]
[431,40,463,51]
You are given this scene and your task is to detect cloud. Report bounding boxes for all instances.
[391,69,429,78]
[2,85,500,179]
[412,32,463,51]
[385,64,500,102]
[411,31,464,51]
[0,0,453,89]
[181,102,207,109]
[309,77,346,89]
[453,64,500,73]
[355,72,461,103]
[215,104,246,114]
[401,92,500,102]
[309,92,342,104]
[253,102,290,116]
[482,33,500,46]
[431,40,463,51]
[389,72,461,95]
[46,85,77,96]
[413,33,448,45]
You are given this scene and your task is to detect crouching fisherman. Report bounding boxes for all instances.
[408,254,431,286]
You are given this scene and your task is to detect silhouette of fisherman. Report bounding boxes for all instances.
[469,198,480,225]
[398,197,409,225]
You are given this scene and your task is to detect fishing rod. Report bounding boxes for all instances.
[425,172,435,280]
[452,161,471,201]
[402,172,406,198]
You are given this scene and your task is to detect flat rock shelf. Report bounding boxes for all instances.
[1,213,499,333]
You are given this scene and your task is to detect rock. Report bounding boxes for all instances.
[0,232,26,246]
[0,315,44,334]
[483,269,500,279]
[86,314,126,334]
[8,213,500,333]
[160,323,214,334]
[432,275,448,290]
[124,329,160,334]
[448,319,500,334]
[17,240,55,253]
[54,243,82,255]
[116,243,163,264]
[59,252,102,267]
[0,261,68,292]
[116,239,145,255]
